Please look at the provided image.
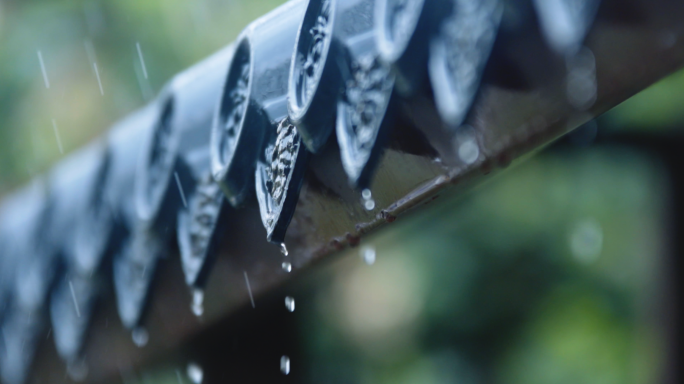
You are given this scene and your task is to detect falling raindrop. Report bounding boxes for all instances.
[51,119,64,154]
[186,362,204,384]
[360,246,376,265]
[457,138,479,165]
[285,296,295,312]
[191,289,204,317]
[68,280,81,318]
[280,243,289,256]
[362,188,372,200]
[569,218,603,264]
[282,262,292,273]
[243,271,255,308]
[134,57,154,101]
[92,62,104,96]
[37,50,50,88]
[85,42,105,96]
[136,42,148,79]
[361,189,375,211]
[131,327,149,347]
[175,172,188,208]
[280,356,291,375]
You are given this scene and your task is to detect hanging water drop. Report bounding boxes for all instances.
[360,246,376,265]
[361,189,375,211]
[285,296,295,312]
[566,47,597,110]
[191,289,204,317]
[187,362,204,384]
[457,138,480,165]
[280,355,291,375]
[131,327,149,347]
[282,262,292,273]
[280,243,289,256]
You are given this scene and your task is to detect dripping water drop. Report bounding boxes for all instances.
[360,246,376,265]
[280,355,291,375]
[361,189,375,211]
[282,262,292,273]
[187,362,204,384]
[458,137,480,165]
[285,296,295,312]
[566,47,597,110]
[191,289,204,317]
[280,243,289,256]
[131,327,149,347]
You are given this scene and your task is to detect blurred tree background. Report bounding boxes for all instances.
[0,1,682,384]
[0,0,283,193]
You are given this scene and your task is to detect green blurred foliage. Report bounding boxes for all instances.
[605,68,684,132]
[0,0,285,194]
[294,147,666,384]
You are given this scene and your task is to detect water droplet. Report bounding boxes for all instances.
[285,296,295,312]
[361,189,375,211]
[243,271,255,308]
[175,172,188,208]
[136,42,148,79]
[280,356,290,375]
[360,246,376,265]
[131,327,149,347]
[37,50,50,88]
[187,362,203,384]
[68,279,81,318]
[67,359,89,382]
[51,119,64,154]
[282,262,292,273]
[191,289,204,317]
[569,218,603,264]
[280,243,289,256]
[361,189,372,200]
[457,138,479,165]
[566,47,597,110]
